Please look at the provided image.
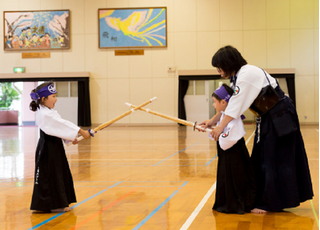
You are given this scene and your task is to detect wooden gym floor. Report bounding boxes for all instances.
[0,123,318,230]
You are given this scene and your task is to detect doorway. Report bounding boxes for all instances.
[0,81,79,126]
[0,72,91,127]
[184,79,231,123]
[0,82,22,125]
[184,80,209,122]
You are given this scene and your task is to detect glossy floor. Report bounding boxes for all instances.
[0,124,318,230]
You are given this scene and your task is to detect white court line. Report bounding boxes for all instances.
[246,130,255,145]
[180,182,216,230]
[180,130,255,229]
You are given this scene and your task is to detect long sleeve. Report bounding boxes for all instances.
[217,113,246,150]
[36,106,80,141]
[225,65,277,119]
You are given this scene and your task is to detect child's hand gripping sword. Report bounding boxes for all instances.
[67,97,157,146]
[125,102,213,132]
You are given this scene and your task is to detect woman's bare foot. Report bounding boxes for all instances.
[251,208,267,214]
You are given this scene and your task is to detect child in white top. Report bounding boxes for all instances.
[209,85,246,150]
[29,82,91,212]
[209,84,256,214]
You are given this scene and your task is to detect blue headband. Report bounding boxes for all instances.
[30,83,57,101]
[214,85,231,102]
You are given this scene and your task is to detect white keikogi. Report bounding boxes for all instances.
[226,64,277,119]
[36,105,79,142]
[208,84,246,150]
[214,111,246,150]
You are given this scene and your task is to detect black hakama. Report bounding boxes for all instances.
[213,138,256,214]
[30,129,76,211]
[251,87,314,212]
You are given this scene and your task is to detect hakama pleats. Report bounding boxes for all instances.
[251,95,313,212]
[213,138,256,214]
[30,130,76,211]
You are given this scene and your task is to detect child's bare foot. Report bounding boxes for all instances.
[33,210,51,213]
[51,207,71,212]
[251,208,267,214]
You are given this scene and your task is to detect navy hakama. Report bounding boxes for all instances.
[30,130,76,211]
[213,138,256,214]
[30,105,79,211]
[250,88,313,211]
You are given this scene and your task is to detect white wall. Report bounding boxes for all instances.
[54,97,78,125]
[0,0,318,124]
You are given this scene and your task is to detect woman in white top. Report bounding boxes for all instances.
[200,46,313,213]
[29,82,91,212]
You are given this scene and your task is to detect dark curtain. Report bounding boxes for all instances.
[78,79,91,126]
[286,78,296,107]
[178,79,189,124]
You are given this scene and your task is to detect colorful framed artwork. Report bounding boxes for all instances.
[3,10,70,51]
[98,7,167,49]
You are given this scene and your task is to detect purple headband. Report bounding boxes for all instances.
[30,83,57,101]
[214,85,231,102]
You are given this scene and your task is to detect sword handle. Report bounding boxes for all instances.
[66,136,84,146]
[76,136,84,142]
[195,125,213,132]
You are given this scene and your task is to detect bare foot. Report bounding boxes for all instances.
[33,210,51,213]
[51,207,71,212]
[251,208,267,214]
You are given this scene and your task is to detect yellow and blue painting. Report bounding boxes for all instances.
[4,10,70,51]
[99,7,167,48]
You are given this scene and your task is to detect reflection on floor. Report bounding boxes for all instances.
[0,124,318,230]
